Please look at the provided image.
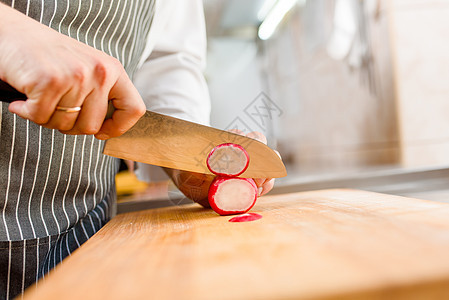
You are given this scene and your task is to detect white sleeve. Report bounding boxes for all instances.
[133,0,211,182]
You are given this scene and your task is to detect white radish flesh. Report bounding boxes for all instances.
[206,143,249,176]
[208,177,258,216]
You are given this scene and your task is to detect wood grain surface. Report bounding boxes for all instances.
[23,189,449,300]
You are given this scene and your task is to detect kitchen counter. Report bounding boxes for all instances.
[24,189,449,299]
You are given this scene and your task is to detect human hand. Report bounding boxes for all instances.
[0,4,145,139]
[164,168,214,208]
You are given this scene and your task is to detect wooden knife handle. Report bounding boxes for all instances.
[0,80,27,102]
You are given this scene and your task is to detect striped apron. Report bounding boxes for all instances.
[0,0,155,298]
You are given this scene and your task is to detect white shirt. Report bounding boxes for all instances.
[133,0,211,182]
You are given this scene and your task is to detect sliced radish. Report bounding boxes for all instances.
[208,177,258,216]
[206,143,249,176]
[229,213,263,222]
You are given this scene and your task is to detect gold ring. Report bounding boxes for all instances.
[55,106,81,113]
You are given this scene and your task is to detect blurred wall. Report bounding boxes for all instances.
[205,0,449,176]
[262,0,399,173]
[390,0,449,168]
[206,37,274,142]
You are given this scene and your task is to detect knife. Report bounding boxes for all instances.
[0,80,287,178]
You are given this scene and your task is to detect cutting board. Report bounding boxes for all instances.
[23,189,449,299]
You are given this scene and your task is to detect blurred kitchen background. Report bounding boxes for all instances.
[117,0,449,211]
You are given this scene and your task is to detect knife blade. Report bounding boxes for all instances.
[103,110,286,178]
[0,80,287,178]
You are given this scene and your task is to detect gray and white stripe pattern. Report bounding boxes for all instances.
[0,0,155,298]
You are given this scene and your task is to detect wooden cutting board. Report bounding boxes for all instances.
[23,189,449,300]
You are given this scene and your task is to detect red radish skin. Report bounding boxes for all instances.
[229,213,263,222]
[208,177,258,216]
[206,143,249,176]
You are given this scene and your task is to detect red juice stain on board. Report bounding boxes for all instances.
[228,213,262,223]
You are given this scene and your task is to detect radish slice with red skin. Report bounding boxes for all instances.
[206,143,249,176]
[229,213,262,222]
[208,177,258,216]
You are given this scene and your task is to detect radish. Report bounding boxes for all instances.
[208,176,258,216]
[206,143,259,216]
[229,213,263,222]
[206,143,249,176]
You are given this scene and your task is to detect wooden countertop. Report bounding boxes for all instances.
[24,189,449,299]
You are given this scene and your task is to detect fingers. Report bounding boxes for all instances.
[253,178,266,186]
[246,131,267,144]
[59,89,108,135]
[43,82,91,131]
[8,77,70,124]
[253,177,275,196]
[259,178,275,196]
[95,73,146,140]
[228,129,245,135]
[8,65,144,138]
[44,64,102,132]
[228,130,267,145]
